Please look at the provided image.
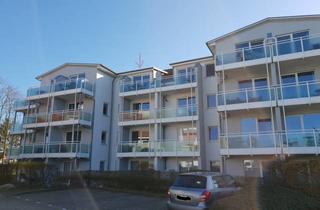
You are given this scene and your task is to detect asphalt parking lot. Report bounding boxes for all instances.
[0,189,167,210]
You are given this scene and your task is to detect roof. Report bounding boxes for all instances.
[206,14,320,45]
[35,63,117,80]
[118,67,167,75]
[170,56,213,66]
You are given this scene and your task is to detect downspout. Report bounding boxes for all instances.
[107,76,117,170]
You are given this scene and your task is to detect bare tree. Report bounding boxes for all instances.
[0,78,20,162]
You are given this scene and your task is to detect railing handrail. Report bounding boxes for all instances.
[119,104,198,114]
[216,33,320,57]
[220,130,319,138]
[217,79,320,96]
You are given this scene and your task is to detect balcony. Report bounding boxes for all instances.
[13,100,37,111]
[217,87,276,111]
[215,34,320,71]
[117,140,199,157]
[118,105,198,125]
[277,81,320,106]
[8,142,90,159]
[23,110,92,128]
[119,73,197,96]
[27,79,94,99]
[220,131,320,156]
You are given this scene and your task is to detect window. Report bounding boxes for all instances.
[68,102,82,110]
[254,78,268,88]
[66,131,81,142]
[258,119,272,132]
[101,131,107,144]
[207,94,216,108]
[131,130,149,142]
[281,74,296,85]
[70,73,85,81]
[303,114,320,130]
[103,103,108,115]
[99,161,105,172]
[298,72,314,83]
[286,115,302,131]
[236,39,264,50]
[210,161,220,172]
[206,64,215,77]
[133,102,150,111]
[239,80,252,90]
[209,126,218,141]
[173,175,206,189]
[179,127,197,141]
[241,118,256,133]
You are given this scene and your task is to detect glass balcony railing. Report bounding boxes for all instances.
[119,110,152,122]
[220,131,320,151]
[13,142,90,156]
[119,105,197,122]
[10,123,24,133]
[27,79,94,97]
[23,110,92,124]
[157,105,198,118]
[216,35,320,66]
[277,81,320,100]
[218,87,275,106]
[120,73,197,93]
[117,140,199,154]
[13,100,29,109]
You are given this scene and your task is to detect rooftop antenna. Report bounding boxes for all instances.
[135,53,144,69]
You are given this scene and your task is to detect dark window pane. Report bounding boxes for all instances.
[298,71,314,83]
[281,74,296,85]
[178,98,187,107]
[293,31,309,39]
[141,103,150,111]
[241,118,256,133]
[254,78,268,88]
[239,80,252,90]
[206,64,215,77]
[236,42,249,49]
[258,119,272,132]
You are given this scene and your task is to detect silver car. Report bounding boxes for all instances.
[167,172,238,210]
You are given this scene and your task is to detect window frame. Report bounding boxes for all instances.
[103,103,109,116]
[101,131,107,144]
[207,94,217,108]
[206,64,215,77]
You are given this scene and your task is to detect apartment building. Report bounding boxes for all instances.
[9,63,117,173]
[207,15,320,177]
[8,14,320,177]
[115,56,219,172]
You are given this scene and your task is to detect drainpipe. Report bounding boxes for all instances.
[107,76,118,170]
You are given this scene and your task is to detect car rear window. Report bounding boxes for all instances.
[173,175,207,189]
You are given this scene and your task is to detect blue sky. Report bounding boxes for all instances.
[0,0,319,93]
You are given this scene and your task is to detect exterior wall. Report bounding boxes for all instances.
[214,18,320,54]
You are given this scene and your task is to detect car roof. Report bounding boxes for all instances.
[179,172,223,177]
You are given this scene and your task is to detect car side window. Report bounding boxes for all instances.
[213,176,226,188]
[222,175,235,187]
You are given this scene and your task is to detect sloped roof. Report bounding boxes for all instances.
[35,63,117,80]
[207,14,320,45]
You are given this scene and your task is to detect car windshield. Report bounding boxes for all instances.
[173,175,207,189]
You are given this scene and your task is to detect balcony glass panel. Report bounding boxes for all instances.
[118,141,150,153]
[276,39,302,55]
[251,133,276,148]
[247,88,273,102]
[159,106,197,118]
[244,46,266,60]
[27,86,50,97]
[303,36,320,51]
[228,135,250,149]
[119,110,151,122]
[278,84,308,99]
[13,100,28,109]
[285,132,316,147]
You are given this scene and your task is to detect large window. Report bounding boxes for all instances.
[303,114,320,130]
[179,127,197,141]
[258,119,272,132]
[285,115,302,131]
[66,131,81,142]
[286,114,320,131]
[207,94,216,108]
[209,126,218,141]
[133,102,150,111]
[131,130,149,142]
[177,96,196,107]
